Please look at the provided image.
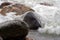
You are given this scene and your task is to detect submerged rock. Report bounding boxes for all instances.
[40,2,53,6]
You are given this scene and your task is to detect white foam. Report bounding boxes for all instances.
[33,4,60,35]
[0,12,20,23]
[1,0,60,35]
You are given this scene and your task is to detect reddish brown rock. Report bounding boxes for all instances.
[0,2,12,8]
[0,3,34,16]
[26,37,33,40]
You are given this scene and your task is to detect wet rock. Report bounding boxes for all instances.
[0,2,12,8]
[23,12,41,30]
[0,20,29,40]
[40,2,53,6]
[0,3,34,16]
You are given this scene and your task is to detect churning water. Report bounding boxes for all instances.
[1,0,60,35]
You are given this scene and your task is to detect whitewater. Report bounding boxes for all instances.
[1,0,60,35]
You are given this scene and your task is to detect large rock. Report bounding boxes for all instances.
[0,3,34,16]
[23,12,41,30]
[0,20,29,40]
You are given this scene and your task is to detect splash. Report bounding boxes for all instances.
[1,0,60,35]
